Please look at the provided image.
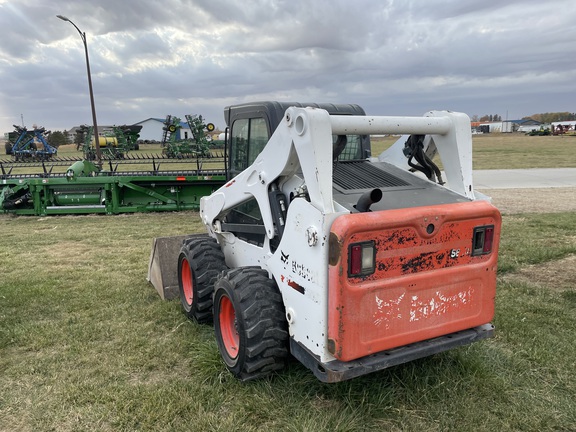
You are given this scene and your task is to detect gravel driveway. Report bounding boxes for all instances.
[479,187,576,214]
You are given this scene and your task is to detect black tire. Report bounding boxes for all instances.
[213,267,289,381]
[5,142,13,155]
[178,236,226,323]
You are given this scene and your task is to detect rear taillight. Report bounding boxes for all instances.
[472,225,495,256]
[349,241,376,277]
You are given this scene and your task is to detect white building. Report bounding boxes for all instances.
[134,118,192,142]
[481,119,543,133]
[479,122,503,133]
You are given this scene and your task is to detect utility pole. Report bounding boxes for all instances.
[57,15,102,168]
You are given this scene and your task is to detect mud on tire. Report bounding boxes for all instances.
[213,267,289,381]
[178,236,226,323]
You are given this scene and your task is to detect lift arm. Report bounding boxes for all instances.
[201,107,336,239]
[200,107,475,239]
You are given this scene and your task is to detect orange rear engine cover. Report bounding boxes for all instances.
[327,200,501,362]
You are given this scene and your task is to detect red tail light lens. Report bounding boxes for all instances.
[483,226,494,254]
[349,241,376,277]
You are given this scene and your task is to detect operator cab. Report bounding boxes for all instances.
[224,101,371,179]
[221,101,371,247]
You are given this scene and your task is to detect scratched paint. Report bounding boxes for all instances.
[372,288,475,327]
[373,293,405,328]
[410,288,474,322]
[350,223,478,282]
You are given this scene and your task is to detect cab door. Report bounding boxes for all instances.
[228,117,269,179]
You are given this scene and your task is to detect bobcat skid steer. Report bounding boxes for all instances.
[173,104,500,382]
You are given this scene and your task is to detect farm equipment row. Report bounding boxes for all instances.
[1,115,226,215]
[0,150,225,170]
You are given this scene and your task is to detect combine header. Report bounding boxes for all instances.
[0,155,226,215]
[1,117,225,215]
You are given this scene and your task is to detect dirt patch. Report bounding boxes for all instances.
[479,187,576,214]
[500,255,576,290]
[485,187,575,291]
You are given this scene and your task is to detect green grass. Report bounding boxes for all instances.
[1,211,575,431]
[471,134,576,169]
[371,133,576,169]
[497,213,576,273]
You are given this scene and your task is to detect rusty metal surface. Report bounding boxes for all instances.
[328,200,501,362]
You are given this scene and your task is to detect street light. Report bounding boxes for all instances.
[57,14,102,167]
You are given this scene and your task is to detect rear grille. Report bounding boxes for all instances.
[333,161,410,191]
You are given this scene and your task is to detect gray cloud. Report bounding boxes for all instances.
[0,0,574,134]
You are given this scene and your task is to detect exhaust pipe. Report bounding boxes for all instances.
[354,188,383,212]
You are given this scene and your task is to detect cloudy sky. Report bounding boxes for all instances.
[0,0,575,134]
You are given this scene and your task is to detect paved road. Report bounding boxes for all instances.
[473,168,576,189]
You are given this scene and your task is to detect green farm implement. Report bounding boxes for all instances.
[161,115,215,158]
[77,124,142,160]
[1,110,227,216]
[1,141,226,216]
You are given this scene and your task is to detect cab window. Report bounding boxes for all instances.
[333,134,363,160]
[230,117,269,176]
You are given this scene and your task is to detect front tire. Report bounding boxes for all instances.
[213,268,289,381]
[178,236,226,323]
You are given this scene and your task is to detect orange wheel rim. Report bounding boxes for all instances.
[219,296,239,359]
[181,259,193,305]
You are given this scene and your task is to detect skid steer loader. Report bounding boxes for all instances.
[151,101,501,382]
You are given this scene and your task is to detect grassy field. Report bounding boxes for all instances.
[0,207,575,431]
[1,134,575,430]
[371,133,576,169]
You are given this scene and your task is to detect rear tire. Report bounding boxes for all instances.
[213,268,289,381]
[178,236,226,323]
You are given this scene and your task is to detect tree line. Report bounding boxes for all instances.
[471,112,575,123]
[522,112,576,123]
[471,114,502,122]
[47,131,69,148]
